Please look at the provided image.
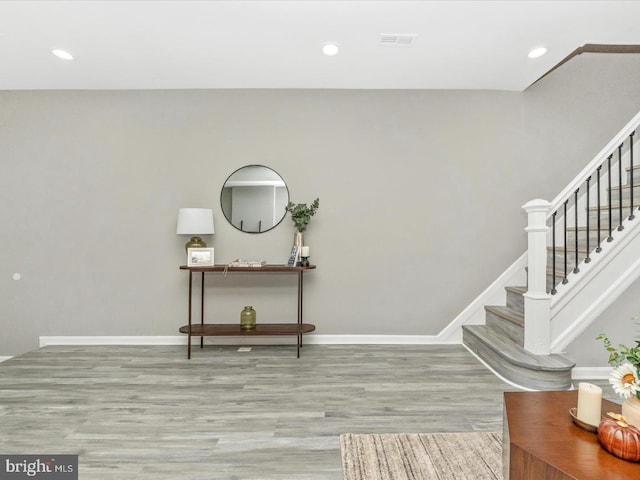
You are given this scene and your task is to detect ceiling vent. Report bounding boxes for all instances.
[379,34,417,47]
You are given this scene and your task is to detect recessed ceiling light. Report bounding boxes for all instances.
[322,43,339,56]
[52,49,74,60]
[528,47,547,59]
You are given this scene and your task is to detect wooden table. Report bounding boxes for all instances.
[179,265,316,359]
[503,390,640,479]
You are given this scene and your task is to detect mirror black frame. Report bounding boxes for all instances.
[220,165,289,234]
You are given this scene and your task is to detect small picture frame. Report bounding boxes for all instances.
[187,247,214,266]
[287,245,299,267]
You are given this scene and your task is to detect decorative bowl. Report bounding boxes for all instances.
[569,407,599,433]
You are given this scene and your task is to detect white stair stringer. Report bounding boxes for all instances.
[550,211,640,352]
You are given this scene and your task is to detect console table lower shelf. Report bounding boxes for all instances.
[179,323,316,357]
[179,264,316,359]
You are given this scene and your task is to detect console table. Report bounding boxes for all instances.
[503,390,640,479]
[178,264,316,359]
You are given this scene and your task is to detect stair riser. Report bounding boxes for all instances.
[587,208,635,227]
[606,185,640,207]
[546,270,593,292]
[485,309,524,346]
[564,229,602,248]
[547,250,585,270]
[554,211,634,243]
[505,290,524,314]
[593,165,640,193]
[627,166,640,185]
[462,328,572,390]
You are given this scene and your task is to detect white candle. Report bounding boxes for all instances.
[577,382,602,426]
[301,246,310,257]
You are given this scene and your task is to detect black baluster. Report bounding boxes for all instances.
[630,131,636,220]
[618,144,624,231]
[573,189,580,274]
[596,165,603,253]
[562,199,569,284]
[585,176,591,263]
[607,154,614,242]
[551,211,557,295]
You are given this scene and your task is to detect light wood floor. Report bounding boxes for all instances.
[0,344,617,479]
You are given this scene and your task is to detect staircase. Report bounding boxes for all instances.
[462,113,640,391]
[463,289,575,390]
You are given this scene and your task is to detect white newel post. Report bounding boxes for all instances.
[522,199,552,355]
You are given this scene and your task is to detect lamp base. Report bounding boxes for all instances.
[185,236,207,252]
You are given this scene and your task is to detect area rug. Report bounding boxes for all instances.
[340,432,502,480]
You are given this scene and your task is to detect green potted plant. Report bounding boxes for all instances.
[597,317,640,428]
[285,198,319,258]
[285,198,320,233]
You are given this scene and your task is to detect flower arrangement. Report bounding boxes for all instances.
[597,319,640,400]
[285,198,319,232]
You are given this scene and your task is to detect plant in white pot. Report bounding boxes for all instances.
[285,198,319,254]
[598,319,640,429]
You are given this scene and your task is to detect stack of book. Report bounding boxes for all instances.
[228,260,267,268]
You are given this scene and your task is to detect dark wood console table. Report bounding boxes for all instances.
[178,264,316,359]
[503,390,640,479]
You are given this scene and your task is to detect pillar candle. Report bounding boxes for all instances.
[301,246,310,257]
[577,382,602,426]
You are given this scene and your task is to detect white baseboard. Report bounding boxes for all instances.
[571,367,612,380]
[0,356,13,363]
[39,334,453,347]
[307,335,450,345]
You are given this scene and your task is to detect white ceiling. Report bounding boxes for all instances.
[1,0,640,91]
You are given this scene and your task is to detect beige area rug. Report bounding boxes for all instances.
[340,432,502,480]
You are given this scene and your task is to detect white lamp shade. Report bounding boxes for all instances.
[176,208,215,235]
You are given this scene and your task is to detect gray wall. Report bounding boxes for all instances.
[1,53,640,359]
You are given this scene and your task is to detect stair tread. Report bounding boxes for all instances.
[505,286,526,294]
[463,325,575,371]
[608,184,640,191]
[588,203,638,211]
[564,225,625,232]
[547,246,589,253]
[528,266,580,274]
[546,266,579,274]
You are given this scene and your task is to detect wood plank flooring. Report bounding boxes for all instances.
[0,344,618,479]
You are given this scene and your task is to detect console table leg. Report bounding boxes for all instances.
[187,270,193,359]
[298,271,304,352]
[200,272,205,349]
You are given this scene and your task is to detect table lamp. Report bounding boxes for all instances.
[176,208,215,252]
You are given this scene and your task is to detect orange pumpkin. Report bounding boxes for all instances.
[598,418,640,462]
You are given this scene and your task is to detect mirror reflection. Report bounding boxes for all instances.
[220,165,289,233]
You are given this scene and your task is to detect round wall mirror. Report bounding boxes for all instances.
[220,165,289,233]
